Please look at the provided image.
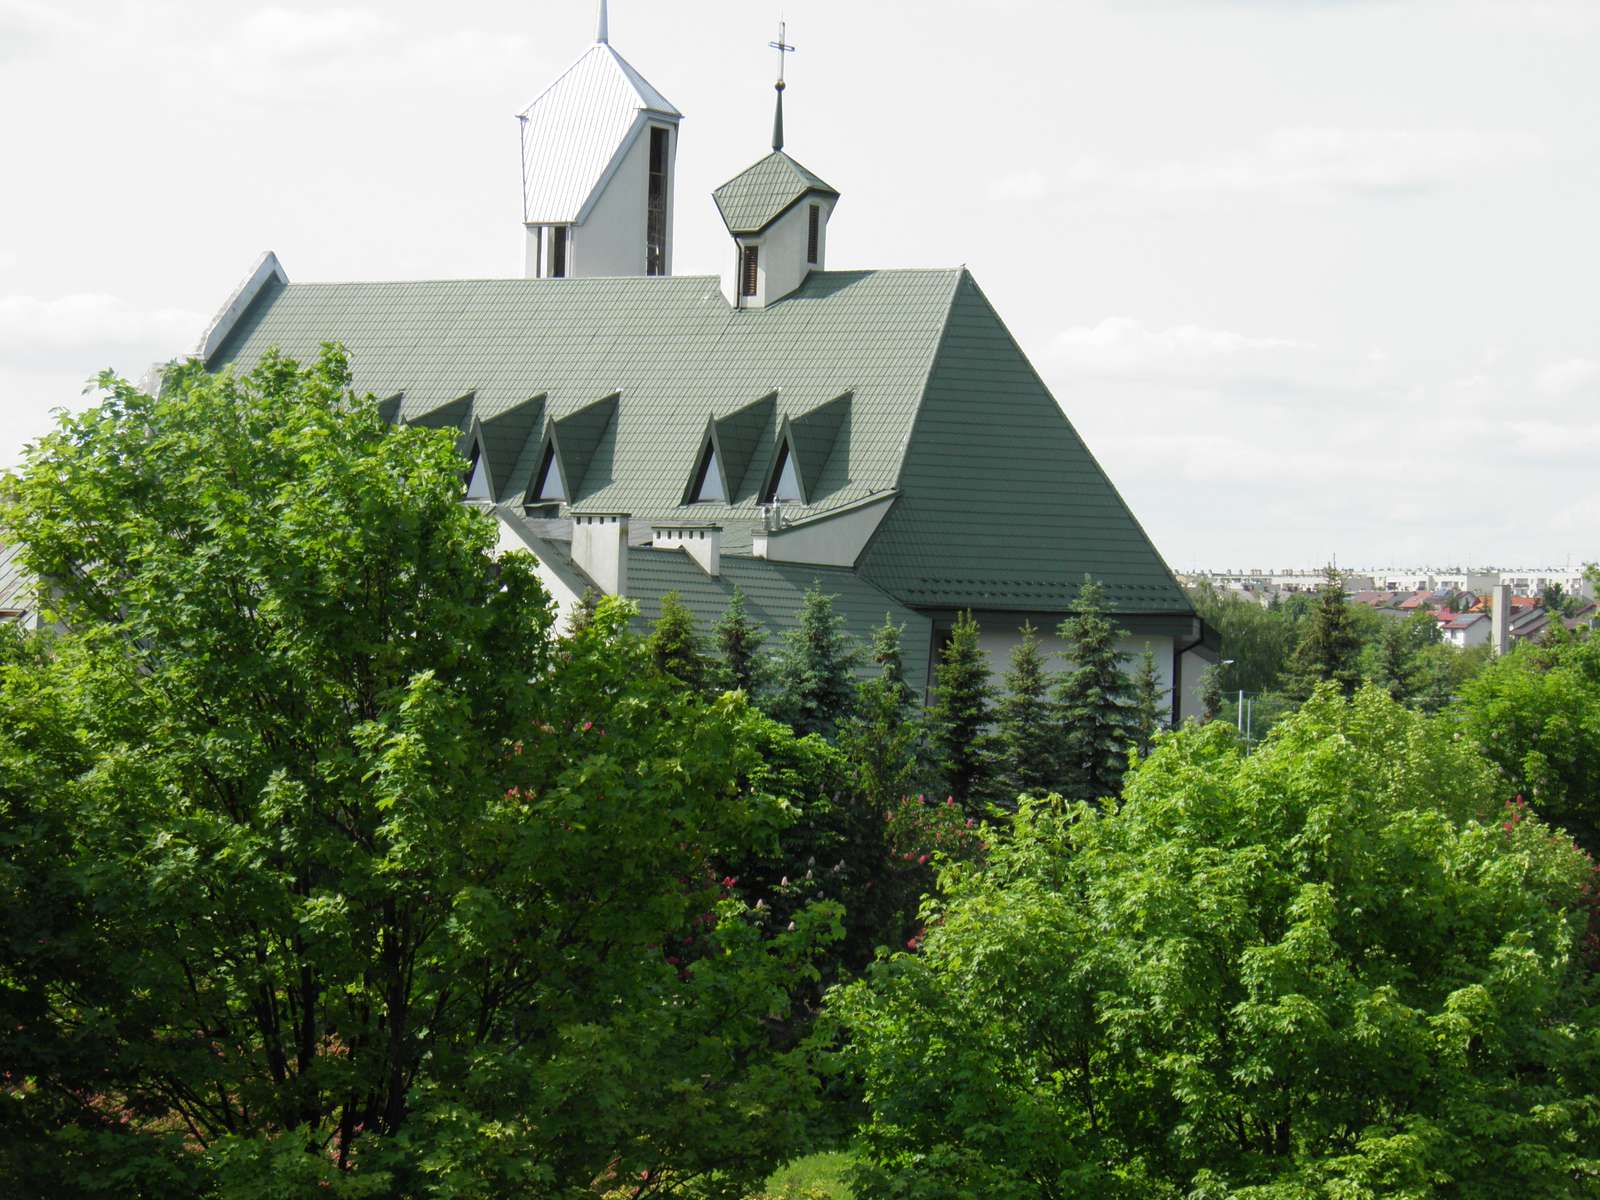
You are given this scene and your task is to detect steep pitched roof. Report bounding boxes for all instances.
[207,267,1191,617]
[713,152,838,235]
[519,42,680,225]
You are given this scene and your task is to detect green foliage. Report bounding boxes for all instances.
[925,611,999,807]
[0,351,840,1197]
[771,586,860,739]
[1361,609,1441,703]
[757,1150,856,1199]
[648,590,714,693]
[997,621,1056,800]
[1287,569,1364,699]
[868,613,911,707]
[1199,662,1225,723]
[1053,579,1136,801]
[838,620,922,817]
[833,687,1600,1199]
[1457,633,1600,855]
[1187,580,1298,695]
[1411,642,1492,713]
[1130,645,1166,756]
[715,584,768,697]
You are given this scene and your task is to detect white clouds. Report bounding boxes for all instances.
[1049,317,1311,378]
[0,294,205,355]
[239,6,395,59]
[1535,358,1600,397]
[1023,127,1541,204]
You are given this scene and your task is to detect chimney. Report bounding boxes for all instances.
[1492,584,1511,656]
[571,513,629,596]
[652,523,721,577]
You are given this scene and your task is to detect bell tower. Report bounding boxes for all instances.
[517,1,682,279]
[712,23,840,309]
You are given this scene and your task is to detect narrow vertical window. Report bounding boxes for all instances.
[740,245,759,298]
[551,226,568,279]
[464,444,492,500]
[763,441,803,504]
[646,127,669,276]
[532,443,566,502]
[690,442,726,502]
[807,203,820,265]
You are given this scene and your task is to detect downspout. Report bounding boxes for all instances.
[1171,617,1208,728]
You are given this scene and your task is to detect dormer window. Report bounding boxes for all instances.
[689,441,726,502]
[465,443,492,501]
[807,204,820,265]
[532,442,566,502]
[763,441,803,504]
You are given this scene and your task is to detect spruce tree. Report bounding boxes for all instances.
[647,591,712,693]
[871,612,913,706]
[770,584,860,738]
[567,587,601,636]
[1289,567,1363,698]
[1199,665,1225,724]
[839,617,922,811]
[997,621,1057,800]
[714,584,767,696]
[1131,645,1167,756]
[1053,578,1137,801]
[927,610,998,806]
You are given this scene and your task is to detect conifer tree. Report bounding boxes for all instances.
[1054,578,1137,801]
[647,591,713,693]
[567,587,601,636]
[927,610,998,806]
[1289,567,1363,698]
[839,617,922,811]
[1131,645,1167,756]
[771,585,860,738]
[871,612,913,706]
[1199,665,1225,724]
[997,621,1056,800]
[714,584,767,696]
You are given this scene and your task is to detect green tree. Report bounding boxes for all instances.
[647,590,714,692]
[869,612,913,706]
[1287,567,1363,698]
[926,611,999,806]
[996,621,1057,800]
[714,583,767,697]
[770,586,860,739]
[833,687,1600,1198]
[1199,662,1225,723]
[1362,608,1440,703]
[1130,645,1167,756]
[1053,579,1136,800]
[0,351,839,1198]
[1186,579,1298,695]
[1456,634,1600,855]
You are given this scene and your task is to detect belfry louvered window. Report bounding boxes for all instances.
[646,127,669,276]
[551,227,568,279]
[740,245,759,298]
[807,204,820,265]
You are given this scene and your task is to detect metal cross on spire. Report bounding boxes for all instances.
[769,20,795,84]
[769,20,795,152]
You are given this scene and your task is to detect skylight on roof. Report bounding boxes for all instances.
[690,441,726,503]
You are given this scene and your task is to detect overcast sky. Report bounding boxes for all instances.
[2,0,1597,570]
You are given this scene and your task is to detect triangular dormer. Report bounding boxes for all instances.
[518,2,681,279]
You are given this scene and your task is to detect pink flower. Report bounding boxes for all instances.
[917,854,929,865]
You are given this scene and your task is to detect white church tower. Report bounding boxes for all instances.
[517,1,682,279]
[713,24,840,309]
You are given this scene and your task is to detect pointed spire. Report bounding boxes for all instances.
[596,0,608,44]
[767,21,795,154]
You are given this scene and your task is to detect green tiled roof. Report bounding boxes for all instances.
[624,547,933,694]
[859,274,1189,613]
[208,266,1191,618]
[712,152,838,235]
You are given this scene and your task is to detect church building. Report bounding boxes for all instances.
[194,3,1217,722]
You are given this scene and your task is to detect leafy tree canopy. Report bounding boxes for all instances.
[834,687,1600,1199]
[0,351,840,1198]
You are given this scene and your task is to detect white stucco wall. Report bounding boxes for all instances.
[740,194,834,307]
[752,495,894,568]
[495,516,587,633]
[569,118,677,278]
